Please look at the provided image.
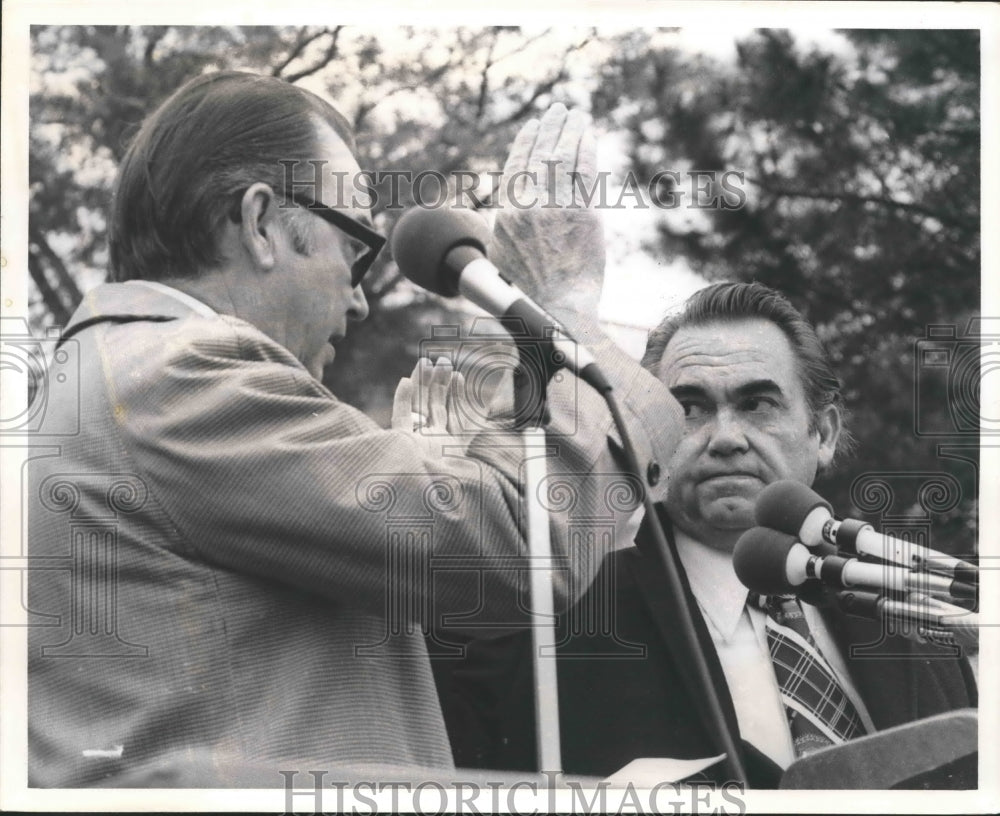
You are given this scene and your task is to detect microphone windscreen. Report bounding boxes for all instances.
[754,480,832,536]
[732,527,799,595]
[390,206,492,297]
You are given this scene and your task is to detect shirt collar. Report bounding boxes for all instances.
[126,280,217,318]
[673,528,750,642]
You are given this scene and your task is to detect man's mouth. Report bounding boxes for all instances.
[699,472,760,485]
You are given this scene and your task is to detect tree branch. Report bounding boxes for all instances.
[28,252,73,327]
[142,26,168,68]
[272,27,328,78]
[475,30,500,122]
[744,176,977,232]
[492,28,554,64]
[283,26,344,85]
[495,72,566,127]
[29,223,83,315]
[494,32,595,127]
[354,59,459,131]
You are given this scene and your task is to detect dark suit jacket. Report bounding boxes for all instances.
[433,509,977,787]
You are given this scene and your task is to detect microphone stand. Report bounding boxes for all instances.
[507,326,563,777]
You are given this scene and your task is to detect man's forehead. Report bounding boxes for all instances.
[311,119,370,220]
[658,318,800,388]
[313,117,360,170]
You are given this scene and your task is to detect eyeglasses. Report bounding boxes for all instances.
[286,192,386,288]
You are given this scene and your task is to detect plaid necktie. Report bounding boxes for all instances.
[754,594,867,757]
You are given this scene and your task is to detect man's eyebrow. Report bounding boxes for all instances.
[733,379,786,398]
[668,380,786,399]
[668,384,708,400]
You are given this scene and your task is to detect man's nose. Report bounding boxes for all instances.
[347,284,369,321]
[705,407,749,455]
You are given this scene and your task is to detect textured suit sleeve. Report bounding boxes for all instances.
[548,305,683,506]
[99,313,662,633]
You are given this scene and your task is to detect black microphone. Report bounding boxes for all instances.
[733,527,823,596]
[833,589,979,649]
[390,206,610,393]
[734,526,976,602]
[755,481,978,585]
[731,528,840,609]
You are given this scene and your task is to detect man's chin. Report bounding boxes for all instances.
[305,344,337,380]
[322,343,337,368]
[700,497,756,531]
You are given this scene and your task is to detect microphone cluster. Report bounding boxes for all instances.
[734,481,979,649]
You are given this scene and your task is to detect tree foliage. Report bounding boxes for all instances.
[28,27,980,551]
[594,29,980,551]
[29,25,598,421]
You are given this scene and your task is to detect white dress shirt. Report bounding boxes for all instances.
[673,529,876,768]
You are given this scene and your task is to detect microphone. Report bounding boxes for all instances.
[733,527,828,596]
[755,481,978,585]
[390,206,610,393]
[833,589,978,650]
[733,527,976,603]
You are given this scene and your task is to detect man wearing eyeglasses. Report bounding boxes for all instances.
[27,72,681,787]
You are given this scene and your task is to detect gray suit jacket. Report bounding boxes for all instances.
[27,282,676,787]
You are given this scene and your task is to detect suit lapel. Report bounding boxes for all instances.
[821,605,928,730]
[623,509,744,754]
[624,509,786,786]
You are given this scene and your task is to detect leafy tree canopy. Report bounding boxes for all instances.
[28,26,980,552]
[593,29,980,549]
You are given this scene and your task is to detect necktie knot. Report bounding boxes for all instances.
[749,593,802,625]
[764,594,808,630]
[752,592,867,756]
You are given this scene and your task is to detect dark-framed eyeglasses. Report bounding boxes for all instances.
[286,192,386,288]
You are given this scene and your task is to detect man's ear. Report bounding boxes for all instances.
[238,183,281,271]
[814,404,842,472]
